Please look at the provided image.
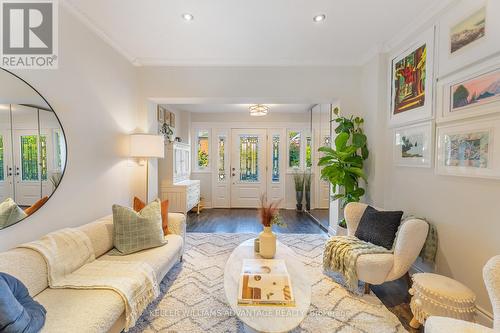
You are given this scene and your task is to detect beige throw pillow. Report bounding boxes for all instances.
[112,199,166,255]
[0,198,28,229]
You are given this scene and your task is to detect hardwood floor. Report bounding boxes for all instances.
[186,208,418,331]
[186,208,324,234]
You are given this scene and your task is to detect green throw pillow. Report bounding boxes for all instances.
[112,199,166,255]
[0,198,28,229]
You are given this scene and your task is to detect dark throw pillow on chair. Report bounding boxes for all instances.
[0,272,47,333]
[354,206,403,250]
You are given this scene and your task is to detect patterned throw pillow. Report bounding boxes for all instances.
[112,199,167,255]
[133,197,169,235]
[0,198,28,229]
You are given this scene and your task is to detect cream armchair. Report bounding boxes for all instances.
[344,202,429,292]
[425,255,500,333]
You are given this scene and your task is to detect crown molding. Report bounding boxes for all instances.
[60,0,138,64]
[383,0,458,52]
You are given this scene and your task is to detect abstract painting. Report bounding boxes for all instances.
[393,44,427,115]
[444,131,489,168]
[451,68,500,111]
[394,122,432,168]
[450,7,486,54]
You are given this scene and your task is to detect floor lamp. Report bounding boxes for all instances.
[130,134,165,203]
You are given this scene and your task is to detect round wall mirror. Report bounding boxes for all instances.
[0,68,67,230]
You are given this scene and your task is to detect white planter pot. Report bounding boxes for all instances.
[259,226,276,259]
[335,225,348,236]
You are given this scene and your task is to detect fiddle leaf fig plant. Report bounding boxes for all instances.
[318,107,369,226]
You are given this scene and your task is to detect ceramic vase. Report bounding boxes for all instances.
[259,226,276,259]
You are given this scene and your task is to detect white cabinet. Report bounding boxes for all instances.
[161,179,200,214]
[159,142,200,214]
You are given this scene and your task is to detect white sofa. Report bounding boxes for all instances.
[344,202,429,289]
[0,213,186,333]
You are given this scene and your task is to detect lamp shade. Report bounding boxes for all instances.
[130,134,164,158]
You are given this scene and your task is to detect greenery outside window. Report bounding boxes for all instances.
[21,135,47,181]
[196,129,210,170]
[288,130,301,168]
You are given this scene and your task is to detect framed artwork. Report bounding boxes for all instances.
[389,27,435,127]
[169,111,176,128]
[393,122,433,168]
[157,105,167,123]
[437,55,500,123]
[450,7,486,54]
[436,117,500,179]
[437,0,500,76]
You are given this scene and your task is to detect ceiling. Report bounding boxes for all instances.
[64,0,448,66]
[169,104,313,114]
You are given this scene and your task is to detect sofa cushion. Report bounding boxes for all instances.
[112,200,166,255]
[77,215,114,257]
[356,253,394,285]
[99,234,183,281]
[34,288,124,333]
[0,273,46,333]
[134,197,170,235]
[0,248,48,296]
[355,206,403,250]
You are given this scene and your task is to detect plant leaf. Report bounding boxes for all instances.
[352,133,367,148]
[335,132,349,151]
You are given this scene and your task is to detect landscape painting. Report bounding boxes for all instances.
[444,131,489,168]
[393,44,427,115]
[450,7,486,54]
[394,122,432,167]
[451,69,500,111]
[401,134,424,158]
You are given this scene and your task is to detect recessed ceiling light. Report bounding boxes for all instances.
[313,14,326,22]
[182,13,194,21]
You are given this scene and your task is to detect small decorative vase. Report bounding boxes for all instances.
[296,191,303,211]
[259,226,276,259]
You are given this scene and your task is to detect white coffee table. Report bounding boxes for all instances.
[224,238,311,333]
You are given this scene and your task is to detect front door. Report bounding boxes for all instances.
[230,129,267,207]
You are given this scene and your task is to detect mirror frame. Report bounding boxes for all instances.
[0,67,68,228]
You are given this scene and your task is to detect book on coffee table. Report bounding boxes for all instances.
[237,259,295,306]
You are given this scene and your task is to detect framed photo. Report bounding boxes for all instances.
[394,122,433,168]
[450,7,486,54]
[169,111,176,128]
[437,55,500,123]
[437,0,500,76]
[436,117,500,179]
[389,27,435,127]
[157,105,167,123]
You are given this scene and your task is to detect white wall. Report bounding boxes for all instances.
[0,5,142,251]
[360,0,500,322]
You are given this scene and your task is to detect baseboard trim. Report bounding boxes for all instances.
[409,264,494,328]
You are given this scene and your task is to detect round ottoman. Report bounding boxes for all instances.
[408,273,476,329]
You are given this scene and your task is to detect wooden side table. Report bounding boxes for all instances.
[409,273,477,329]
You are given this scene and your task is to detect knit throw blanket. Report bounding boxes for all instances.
[323,236,391,292]
[18,228,159,331]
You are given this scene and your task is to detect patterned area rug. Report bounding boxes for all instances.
[131,233,407,333]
